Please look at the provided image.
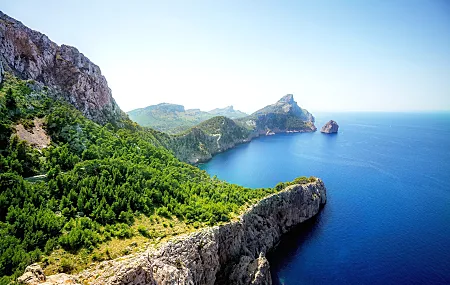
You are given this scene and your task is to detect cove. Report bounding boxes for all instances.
[199,112,450,284]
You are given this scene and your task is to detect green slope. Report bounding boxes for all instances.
[0,73,281,283]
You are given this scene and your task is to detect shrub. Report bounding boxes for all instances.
[138,226,151,238]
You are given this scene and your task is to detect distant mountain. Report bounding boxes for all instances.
[208,106,247,119]
[253,94,314,122]
[236,94,316,135]
[127,103,247,134]
[167,94,316,163]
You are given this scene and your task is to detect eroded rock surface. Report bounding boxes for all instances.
[0,11,126,125]
[15,118,50,149]
[21,180,326,285]
[321,120,339,134]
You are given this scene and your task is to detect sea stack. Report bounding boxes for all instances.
[321,120,339,134]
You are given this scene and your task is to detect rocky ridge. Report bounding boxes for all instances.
[165,95,317,164]
[19,179,327,285]
[253,94,315,123]
[236,94,316,136]
[0,11,126,125]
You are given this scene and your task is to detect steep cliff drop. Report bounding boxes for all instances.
[0,11,126,126]
[18,179,326,285]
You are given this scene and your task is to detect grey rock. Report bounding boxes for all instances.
[0,11,126,126]
[321,120,339,134]
[0,58,4,84]
[228,253,271,285]
[17,263,46,284]
[37,179,326,285]
[43,274,81,285]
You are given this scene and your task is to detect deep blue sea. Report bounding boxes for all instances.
[199,112,450,285]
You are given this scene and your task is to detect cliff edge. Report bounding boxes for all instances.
[19,179,326,285]
[0,11,126,125]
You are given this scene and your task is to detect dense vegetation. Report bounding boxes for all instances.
[0,73,286,283]
[274,176,317,191]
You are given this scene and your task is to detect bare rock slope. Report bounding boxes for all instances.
[20,179,326,285]
[0,11,126,125]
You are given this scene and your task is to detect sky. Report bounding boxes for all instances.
[2,0,450,113]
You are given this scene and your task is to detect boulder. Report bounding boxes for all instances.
[321,120,339,134]
[17,263,45,284]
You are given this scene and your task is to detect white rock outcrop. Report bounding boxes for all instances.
[20,179,326,285]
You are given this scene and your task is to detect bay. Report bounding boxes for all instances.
[199,112,450,284]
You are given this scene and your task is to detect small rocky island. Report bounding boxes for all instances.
[321,120,339,134]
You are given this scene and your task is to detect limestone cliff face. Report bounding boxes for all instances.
[237,94,317,136]
[0,11,126,125]
[321,120,339,134]
[20,179,326,285]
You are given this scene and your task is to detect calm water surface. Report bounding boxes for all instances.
[199,112,450,285]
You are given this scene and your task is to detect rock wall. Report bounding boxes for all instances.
[21,179,326,285]
[0,11,126,125]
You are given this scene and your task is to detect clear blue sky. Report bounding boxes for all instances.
[2,0,450,113]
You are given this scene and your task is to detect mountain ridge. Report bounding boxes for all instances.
[0,11,127,126]
[127,103,248,134]
[164,95,316,163]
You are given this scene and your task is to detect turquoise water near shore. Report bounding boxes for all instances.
[199,112,450,284]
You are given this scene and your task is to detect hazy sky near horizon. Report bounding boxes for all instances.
[2,1,450,113]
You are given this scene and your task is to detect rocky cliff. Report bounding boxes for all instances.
[19,179,327,285]
[321,120,339,134]
[0,11,126,125]
[165,95,316,164]
[170,116,252,163]
[236,94,316,136]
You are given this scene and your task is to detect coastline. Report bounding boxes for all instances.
[193,128,317,165]
[20,179,327,285]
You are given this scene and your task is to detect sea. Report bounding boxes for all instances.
[199,112,450,285]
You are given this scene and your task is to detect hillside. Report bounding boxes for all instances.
[127,103,247,134]
[169,116,252,163]
[0,11,273,283]
[0,72,279,284]
[0,11,319,285]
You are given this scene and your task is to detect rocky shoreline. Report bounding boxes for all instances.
[19,179,327,285]
[191,128,316,165]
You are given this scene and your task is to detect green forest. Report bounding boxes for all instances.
[0,73,315,283]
